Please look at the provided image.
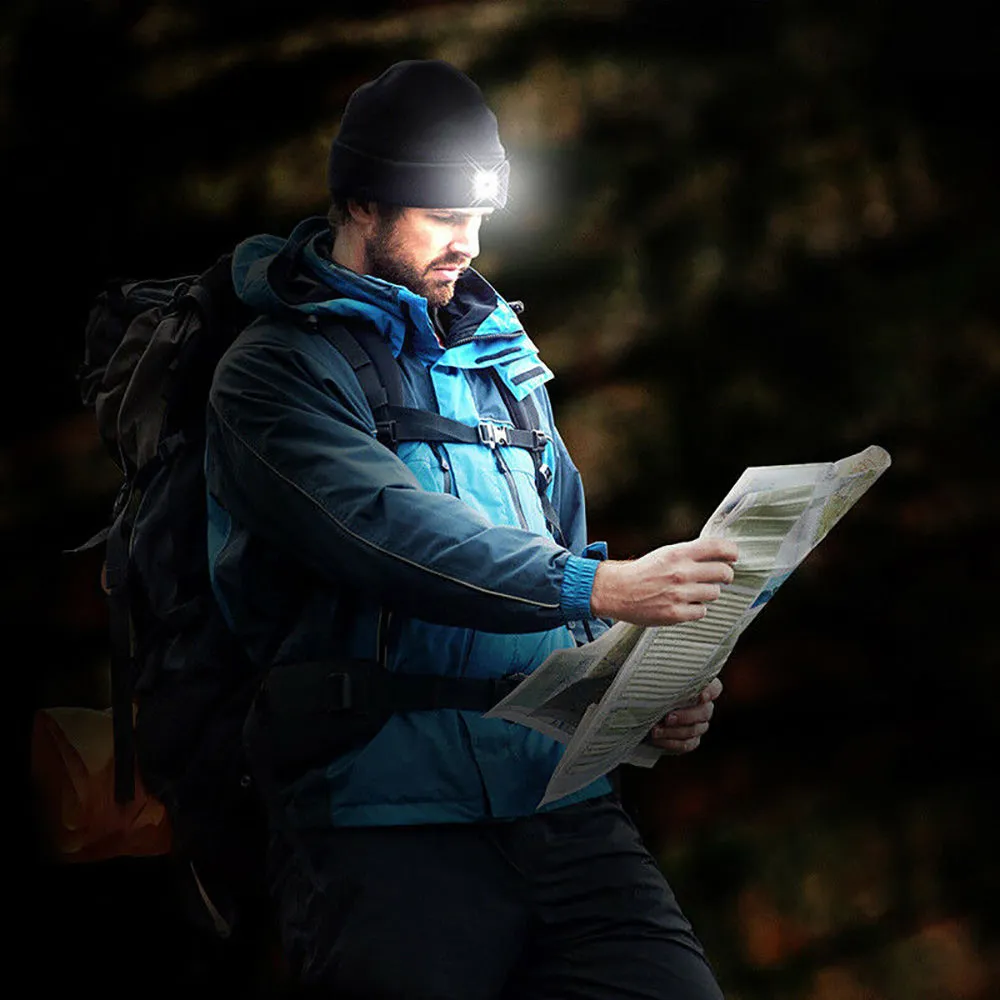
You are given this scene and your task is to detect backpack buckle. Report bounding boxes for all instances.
[478,420,510,449]
[324,671,354,712]
[530,429,548,451]
[375,420,398,447]
[112,480,132,519]
[492,672,527,701]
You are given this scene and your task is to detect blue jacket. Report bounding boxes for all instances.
[205,216,612,826]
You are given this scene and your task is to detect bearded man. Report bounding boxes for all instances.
[206,59,735,999]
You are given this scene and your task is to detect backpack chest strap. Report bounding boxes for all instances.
[375,404,547,453]
[312,316,564,545]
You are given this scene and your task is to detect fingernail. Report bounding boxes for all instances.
[666,713,678,725]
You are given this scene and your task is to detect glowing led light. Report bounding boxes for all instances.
[472,168,500,202]
[463,157,509,208]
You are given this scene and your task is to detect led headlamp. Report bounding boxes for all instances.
[468,159,510,209]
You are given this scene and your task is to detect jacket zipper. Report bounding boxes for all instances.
[493,446,529,531]
[446,330,520,349]
[377,607,393,668]
[431,442,454,495]
[426,354,525,525]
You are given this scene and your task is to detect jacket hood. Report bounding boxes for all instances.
[231,216,539,374]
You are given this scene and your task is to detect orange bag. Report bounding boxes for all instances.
[30,706,172,862]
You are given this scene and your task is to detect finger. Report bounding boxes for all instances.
[689,561,736,585]
[651,720,710,743]
[654,735,703,755]
[665,602,710,623]
[684,538,739,564]
[700,677,723,702]
[673,583,723,606]
[659,701,715,729]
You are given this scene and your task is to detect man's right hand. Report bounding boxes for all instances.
[589,538,739,626]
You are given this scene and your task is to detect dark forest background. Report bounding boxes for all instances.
[5,1,998,997]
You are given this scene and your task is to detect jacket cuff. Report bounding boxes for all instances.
[581,540,608,562]
[560,553,601,623]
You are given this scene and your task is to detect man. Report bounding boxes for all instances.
[206,59,737,998]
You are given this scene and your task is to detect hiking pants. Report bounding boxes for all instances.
[267,793,724,999]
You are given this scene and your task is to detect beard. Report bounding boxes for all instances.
[364,218,465,308]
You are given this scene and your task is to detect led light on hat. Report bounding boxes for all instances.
[466,158,509,208]
[473,168,500,202]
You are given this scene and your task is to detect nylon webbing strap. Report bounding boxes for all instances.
[262,659,526,716]
[350,324,405,411]
[64,524,111,554]
[487,370,566,547]
[517,392,567,547]
[254,660,527,783]
[319,322,397,413]
[364,668,527,712]
[104,496,137,802]
[376,405,545,452]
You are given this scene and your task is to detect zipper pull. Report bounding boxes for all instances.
[433,443,453,495]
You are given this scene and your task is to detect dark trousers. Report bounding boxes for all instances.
[267,794,724,999]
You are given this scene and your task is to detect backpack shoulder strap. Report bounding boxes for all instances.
[310,316,563,543]
[487,369,566,547]
[312,316,403,415]
[310,318,482,451]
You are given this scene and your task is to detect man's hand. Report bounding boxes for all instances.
[647,677,723,754]
[590,538,739,626]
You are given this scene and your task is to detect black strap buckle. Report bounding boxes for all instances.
[375,420,398,447]
[324,671,354,712]
[530,429,548,451]
[492,672,527,701]
[478,420,511,449]
[111,479,132,519]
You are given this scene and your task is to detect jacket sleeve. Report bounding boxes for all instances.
[205,322,600,633]
[543,398,613,644]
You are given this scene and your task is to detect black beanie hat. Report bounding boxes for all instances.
[327,60,509,209]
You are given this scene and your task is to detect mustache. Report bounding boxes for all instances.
[427,256,470,271]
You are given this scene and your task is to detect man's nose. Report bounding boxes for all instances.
[449,221,480,260]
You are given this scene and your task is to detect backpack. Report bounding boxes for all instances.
[71,253,270,938]
[68,247,565,941]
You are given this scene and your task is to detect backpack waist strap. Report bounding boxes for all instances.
[261,659,525,716]
[252,659,526,784]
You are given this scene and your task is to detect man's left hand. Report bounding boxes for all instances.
[647,677,722,754]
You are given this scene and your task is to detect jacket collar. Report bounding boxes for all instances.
[299,219,534,363]
[253,217,552,395]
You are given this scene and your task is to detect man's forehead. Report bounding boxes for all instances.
[416,207,494,217]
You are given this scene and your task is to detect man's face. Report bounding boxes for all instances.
[363,207,491,307]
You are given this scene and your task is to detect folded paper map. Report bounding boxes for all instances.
[485,445,891,807]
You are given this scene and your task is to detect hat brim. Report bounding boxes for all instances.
[328,142,509,209]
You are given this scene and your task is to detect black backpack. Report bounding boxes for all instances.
[72,248,565,940]
[73,253,274,938]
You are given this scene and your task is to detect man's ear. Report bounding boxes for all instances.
[347,199,378,231]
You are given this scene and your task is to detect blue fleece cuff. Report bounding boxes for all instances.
[560,553,601,623]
